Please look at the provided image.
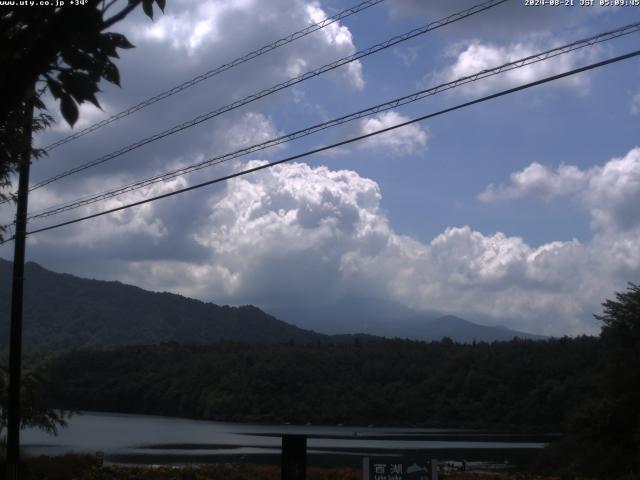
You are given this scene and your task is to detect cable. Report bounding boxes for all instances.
[42,0,389,152]
[22,20,640,222]
[27,0,510,192]
[0,47,634,244]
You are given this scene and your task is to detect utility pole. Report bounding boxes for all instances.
[6,90,35,480]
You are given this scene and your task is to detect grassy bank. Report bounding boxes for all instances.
[8,455,359,480]
[4,454,577,480]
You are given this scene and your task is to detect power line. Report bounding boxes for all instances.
[22,20,640,223]
[0,48,634,244]
[41,0,389,152]
[27,0,510,193]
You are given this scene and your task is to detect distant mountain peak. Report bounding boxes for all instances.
[267,297,546,342]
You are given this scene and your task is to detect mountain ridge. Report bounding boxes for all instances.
[0,258,327,350]
[0,258,544,350]
[267,297,545,342]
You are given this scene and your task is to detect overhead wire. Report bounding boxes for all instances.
[0,47,635,245]
[25,0,510,193]
[21,20,640,223]
[41,0,389,152]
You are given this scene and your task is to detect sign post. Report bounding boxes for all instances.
[362,457,437,480]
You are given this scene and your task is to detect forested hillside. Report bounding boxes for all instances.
[0,259,325,350]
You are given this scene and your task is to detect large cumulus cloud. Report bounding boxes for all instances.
[3,1,636,339]
[30,0,366,191]
[15,146,638,336]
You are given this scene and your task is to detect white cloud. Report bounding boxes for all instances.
[25,155,638,337]
[136,0,249,55]
[340,225,610,335]
[479,147,640,232]
[129,0,364,89]
[357,111,428,156]
[386,1,596,38]
[211,112,282,152]
[586,148,640,231]
[27,174,186,249]
[478,162,585,202]
[8,2,637,339]
[434,40,594,96]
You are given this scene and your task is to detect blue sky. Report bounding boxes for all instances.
[2,0,639,336]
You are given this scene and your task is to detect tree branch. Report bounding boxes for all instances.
[101,1,142,30]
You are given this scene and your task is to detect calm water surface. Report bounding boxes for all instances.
[21,412,553,465]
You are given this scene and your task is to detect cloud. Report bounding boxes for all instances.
[433,40,593,96]
[5,1,636,339]
[211,112,283,152]
[29,0,371,205]
[15,153,640,337]
[23,111,283,250]
[128,0,364,89]
[385,1,596,39]
[478,162,585,202]
[357,111,428,156]
[79,162,388,300]
[340,225,609,335]
[478,147,640,232]
[28,0,369,200]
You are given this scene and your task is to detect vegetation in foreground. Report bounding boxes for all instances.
[4,454,572,480]
[1,284,638,478]
[10,454,358,480]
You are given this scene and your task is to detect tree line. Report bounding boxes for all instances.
[43,336,600,432]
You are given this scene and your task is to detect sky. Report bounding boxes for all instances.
[2,0,640,336]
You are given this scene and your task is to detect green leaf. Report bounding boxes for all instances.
[102,62,121,87]
[142,0,154,19]
[155,0,166,12]
[60,94,78,127]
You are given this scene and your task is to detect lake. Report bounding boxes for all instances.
[21,411,555,468]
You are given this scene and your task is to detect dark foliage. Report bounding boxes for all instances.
[0,259,328,350]
[43,337,600,432]
[534,283,640,478]
[0,0,165,125]
[0,354,72,436]
[0,0,165,238]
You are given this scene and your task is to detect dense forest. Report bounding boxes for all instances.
[44,337,599,432]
